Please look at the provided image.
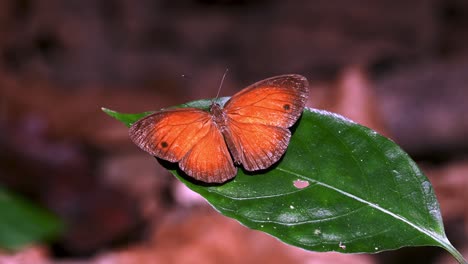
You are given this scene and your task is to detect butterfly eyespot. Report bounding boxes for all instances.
[161,141,168,148]
[283,104,291,111]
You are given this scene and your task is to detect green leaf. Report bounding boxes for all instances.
[0,188,63,250]
[102,100,466,263]
[102,107,154,128]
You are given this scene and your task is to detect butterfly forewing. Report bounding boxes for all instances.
[129,108,213,162]
[224,74,309,128]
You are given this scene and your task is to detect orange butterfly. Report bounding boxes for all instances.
[129,74,309,183]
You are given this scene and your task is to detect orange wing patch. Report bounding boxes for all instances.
[129,108,212,162]
[180,123,236,182]
[227,120,291,171]
[224,74,308,128]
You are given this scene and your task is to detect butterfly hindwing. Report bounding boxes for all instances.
[226,120,290,171]
[180,122,236,182]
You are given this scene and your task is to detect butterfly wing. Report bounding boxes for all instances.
[179,122,237,183]
[226,121,291,171]
[129,108,236,182]
[223,74,309,171]
[224,74,309,128]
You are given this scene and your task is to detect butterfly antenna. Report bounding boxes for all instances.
[213,68,229,104]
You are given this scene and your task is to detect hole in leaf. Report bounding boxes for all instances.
[293,179,309,189]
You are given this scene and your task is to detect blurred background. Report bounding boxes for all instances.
[0,0,467,263]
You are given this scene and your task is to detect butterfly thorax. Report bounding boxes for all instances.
[210,103,228,131]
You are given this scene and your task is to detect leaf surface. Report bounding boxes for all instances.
[103,99,466,263]
[0,188,63,250]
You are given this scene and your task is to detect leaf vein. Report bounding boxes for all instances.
[276,167,450,247]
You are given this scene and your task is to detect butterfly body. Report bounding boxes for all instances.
[209,103,242,165]
[130,74,309,183]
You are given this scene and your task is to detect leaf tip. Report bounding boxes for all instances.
[101,107,115,115]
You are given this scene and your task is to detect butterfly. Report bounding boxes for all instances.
[129,74,309,183]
